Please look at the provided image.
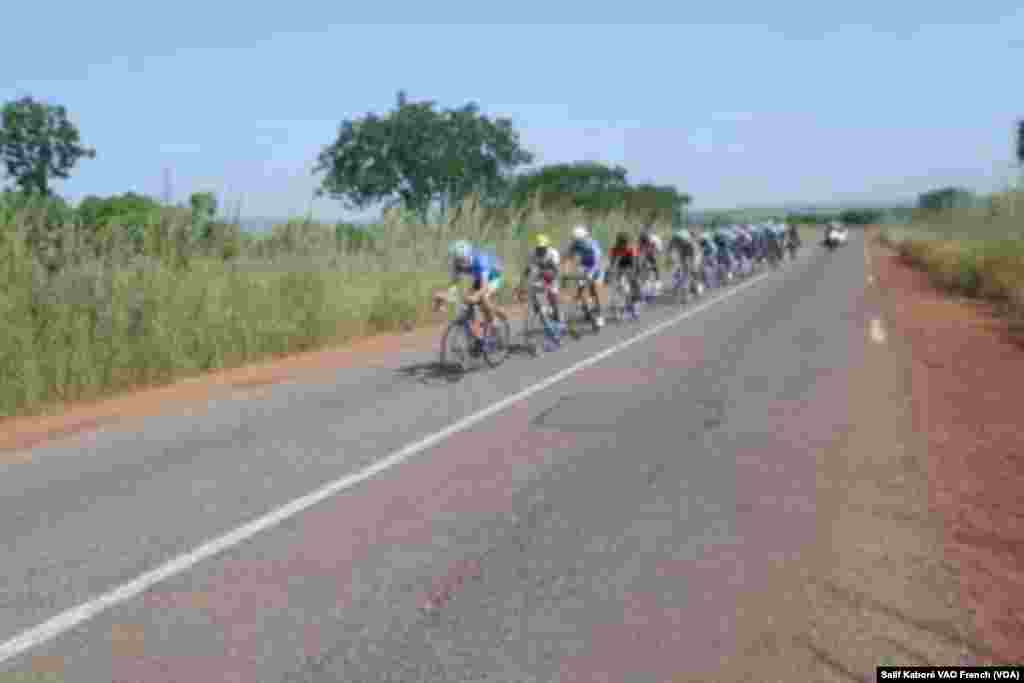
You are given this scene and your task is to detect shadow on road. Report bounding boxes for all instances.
[395,362,465,385]
[395,340,540,385]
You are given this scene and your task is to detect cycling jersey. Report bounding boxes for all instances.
[609,244,639,269]
[567,237,602,269]
[451,247,503,290]
[524,246,560,276]
[668,235,695,261]
[638,237,662,256]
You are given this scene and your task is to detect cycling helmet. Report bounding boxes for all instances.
[649,234,663,251]
[572,225,589,241]
[534,234,551,248]
[674,229,692,241]
[449,240,472,261]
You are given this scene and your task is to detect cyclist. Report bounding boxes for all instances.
[433,240,508,341]
[608,231,642,314]
[712,228,734,281]
[518,233,564,329]
[734,226,753,274]
[668,228,701,294]
[786,221,801,255]
[563,225,606,329]
[698,230,719,289]
[766,223,784,263]
[637,226,664,286]
[745,225,761,266]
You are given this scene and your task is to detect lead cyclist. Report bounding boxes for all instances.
[434,240,509,338]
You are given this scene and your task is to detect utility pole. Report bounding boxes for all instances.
[1015,118,1023,191]
[162,167,175,206]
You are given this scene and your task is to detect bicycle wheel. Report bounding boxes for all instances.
[527,292,559,353]
[522,307,541,356]
[440,322,475,373]
[606,275,626,322]
[482,314,512,368]
[567,288,589,338]
[673,268,690,305]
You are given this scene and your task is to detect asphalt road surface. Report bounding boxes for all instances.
[2,237,872,681]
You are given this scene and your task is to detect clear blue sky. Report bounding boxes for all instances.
[4,2,1022,219]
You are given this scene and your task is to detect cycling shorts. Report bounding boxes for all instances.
[531,271,559,295]
[580,265,603,284]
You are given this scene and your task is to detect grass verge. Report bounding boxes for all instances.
[0,196,659,420]
[877,193,1024,340]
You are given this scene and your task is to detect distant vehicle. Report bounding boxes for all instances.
[823,222,848,249]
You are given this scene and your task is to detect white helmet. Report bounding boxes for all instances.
[572,225,589,241]
[448,240,472,261]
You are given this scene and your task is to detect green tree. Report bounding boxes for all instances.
[0,96,96,196]
[839,208,885,225]
[507,162,631,212]
[1016,118,1023,167]
[189,191,218,241]
[623,183,691,226]
[189,191,217,219]
[314,90,533,222]
[76,192,164,254]
[917,187,974,212]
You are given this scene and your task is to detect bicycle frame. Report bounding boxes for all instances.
[526,279,561,342]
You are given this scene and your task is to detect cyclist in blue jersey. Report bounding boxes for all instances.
[564,225,606,328]
[698,230,719,289]
[712,228,734,280]
[433,240,509,337]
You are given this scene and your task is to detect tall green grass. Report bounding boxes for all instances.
[0,194,662,419]
[878,189,1024,328]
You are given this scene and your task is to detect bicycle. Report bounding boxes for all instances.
[669,260,697,305]
[562,273,602,338]
[636,261,662,304]
[786,235,800,260]
[516,274,565,354]
[436,294,511,372]
[604,269,638,323]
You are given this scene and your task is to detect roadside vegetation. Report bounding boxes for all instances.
[0,93,689,419]
[0,88,936,419]
[878,143,1024,337]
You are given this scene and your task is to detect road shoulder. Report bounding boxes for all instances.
[869,232,1024,664]
[709,236,999,682]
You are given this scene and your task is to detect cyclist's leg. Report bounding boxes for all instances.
[629,264,642,303]
[546,279,563,324]
[649,253,661,280]
[589,267,603,314]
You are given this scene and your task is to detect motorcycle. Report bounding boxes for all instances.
[824,229,841,250]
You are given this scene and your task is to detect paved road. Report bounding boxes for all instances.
[2,238,869,681]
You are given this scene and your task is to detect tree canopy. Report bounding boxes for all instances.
[0,96,96,196]
[505,161,690,225]
[1016,118,1024,166]
[314,90,533,221]
[917,187,975,212]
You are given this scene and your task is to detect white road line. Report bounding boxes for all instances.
[870,318,887,343]
[0,270,774,665]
